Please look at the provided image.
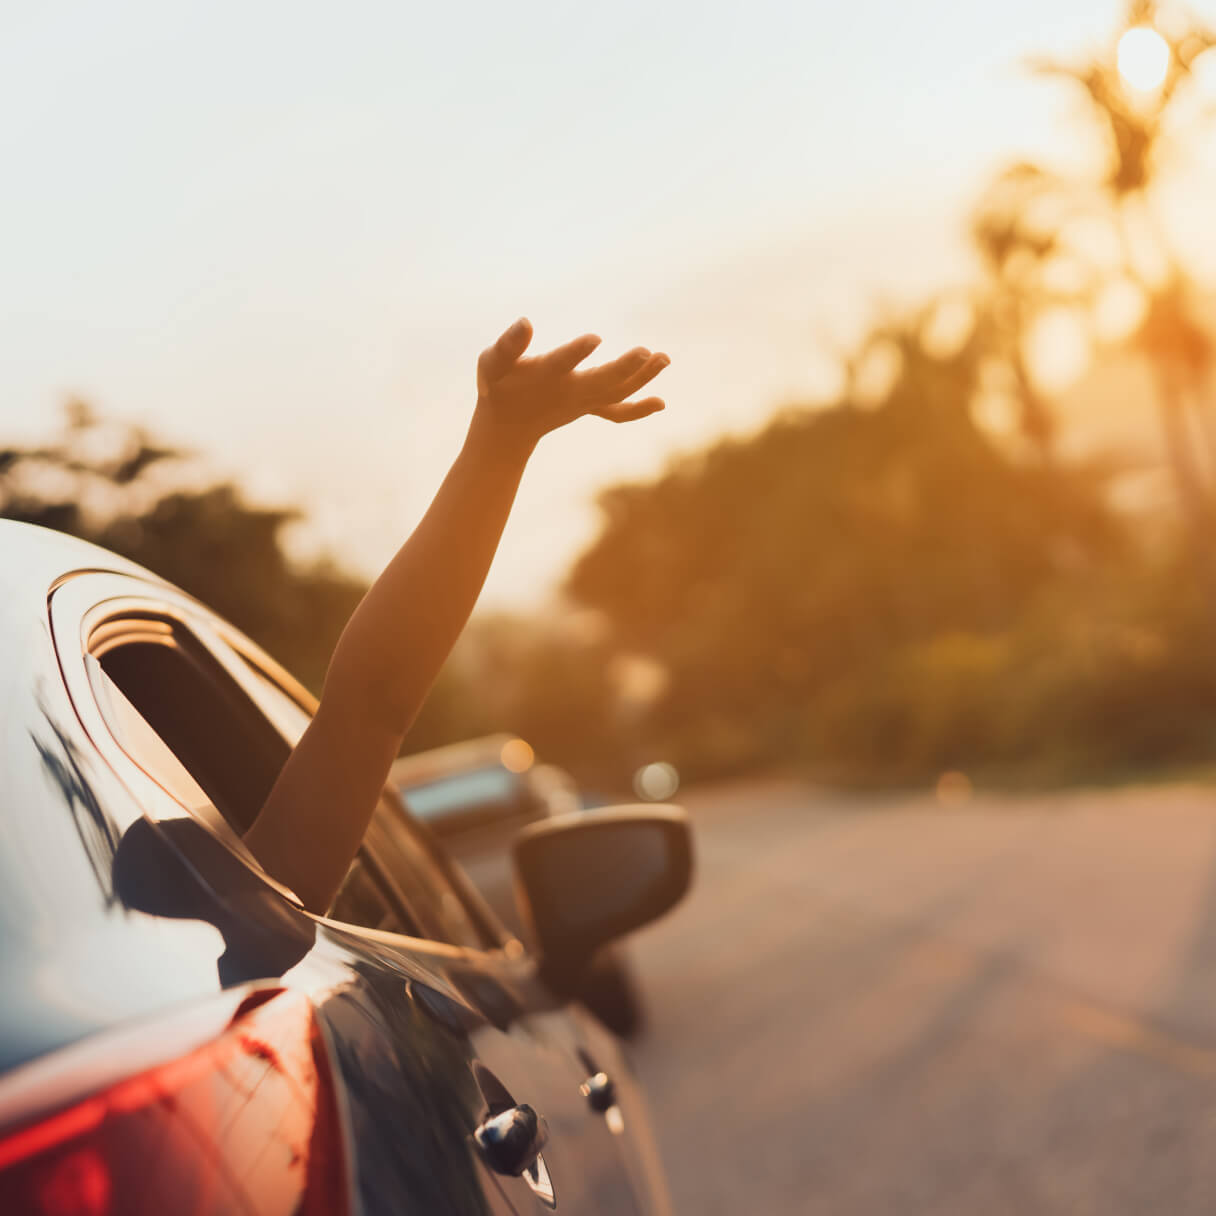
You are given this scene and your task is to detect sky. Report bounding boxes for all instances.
[3,0,1215,607]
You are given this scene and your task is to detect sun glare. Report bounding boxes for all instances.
[1117,26,1171,92]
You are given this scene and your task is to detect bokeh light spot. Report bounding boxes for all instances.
[935,770,974,808]
[500,737,535,773]
[1118,27,1170,92]
[634,762,680,802]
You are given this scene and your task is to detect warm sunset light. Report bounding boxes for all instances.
[10,3,1216,1214]
[1117,25,1171,91]
[500,737,535,773]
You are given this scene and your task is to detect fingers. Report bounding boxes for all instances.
[611,352,670,401]
[539,333,602,374]
[478,317,534,387]
[577,348,668,403]
[593,396,665,424]
[583,348,670,424]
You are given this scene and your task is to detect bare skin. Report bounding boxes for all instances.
[243,318,669,912]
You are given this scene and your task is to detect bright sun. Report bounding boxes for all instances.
[1118,26,1171,92]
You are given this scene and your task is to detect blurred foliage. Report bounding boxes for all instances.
[406,615,631,788]
[6,1,1216,796]
[0,406,365,695]
[564,310,1216,785]
[975,0,1216,551]
[552,0,1216,789]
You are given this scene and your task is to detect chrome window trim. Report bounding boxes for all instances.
[48,573,305,908]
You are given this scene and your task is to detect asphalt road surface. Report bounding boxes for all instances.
[625,779,1216,1215]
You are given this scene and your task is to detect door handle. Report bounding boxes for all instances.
[580,1071,617,1113]
[473,1104,550,1176]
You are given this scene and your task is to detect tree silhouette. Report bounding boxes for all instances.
[0,405,365,694]
[975,0,1216,586]
[568,308,1129,779]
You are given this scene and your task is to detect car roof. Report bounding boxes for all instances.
[0,520,190,687]
[0,519,168,604]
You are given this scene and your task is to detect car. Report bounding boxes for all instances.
[392,736,582,835]
[0,520,692,1215]
[392,738,648,1038]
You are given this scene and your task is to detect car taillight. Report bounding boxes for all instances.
[0,989,347,1216]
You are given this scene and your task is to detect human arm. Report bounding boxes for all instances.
[243,318,669,911]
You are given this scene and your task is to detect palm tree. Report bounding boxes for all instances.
[976,0,1216,590]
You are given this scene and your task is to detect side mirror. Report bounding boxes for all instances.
[511,805,693,981]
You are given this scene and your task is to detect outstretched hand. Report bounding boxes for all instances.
[473,317,669,449]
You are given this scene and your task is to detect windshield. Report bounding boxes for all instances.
[401,767,520,824]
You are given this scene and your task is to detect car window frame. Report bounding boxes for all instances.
[48,572,510,957]
[49,574,305,904]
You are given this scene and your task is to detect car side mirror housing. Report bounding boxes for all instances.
[511,805,692,982]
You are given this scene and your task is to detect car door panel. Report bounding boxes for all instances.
[307,917,641,1215]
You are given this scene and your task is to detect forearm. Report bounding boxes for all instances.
[243,320,668,911]
[244,410,533,910]
[320,407,532,742]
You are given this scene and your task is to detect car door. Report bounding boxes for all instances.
[49,572,648,1215]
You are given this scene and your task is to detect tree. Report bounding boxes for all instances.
[0,404,366,694]
[568,314,1128,778]
[973,0,1216,586]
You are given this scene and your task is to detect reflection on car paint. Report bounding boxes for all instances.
[30,709,123,904]
[315,966,500,1216]
[0,989,348,1216]
[113,816,316,987]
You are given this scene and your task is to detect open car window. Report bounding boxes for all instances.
[90,615,287,836]
[222,642,493,951]
[78,595,487,949]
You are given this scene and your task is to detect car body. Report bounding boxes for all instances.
[391,740,646,1038]
[0,520,691,1214]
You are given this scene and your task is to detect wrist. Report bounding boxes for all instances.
[466,398,540,464]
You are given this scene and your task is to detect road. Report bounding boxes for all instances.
[625,779,1216,1214]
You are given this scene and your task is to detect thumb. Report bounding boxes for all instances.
[478,317,534,388]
